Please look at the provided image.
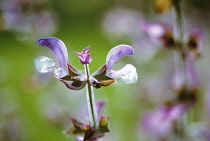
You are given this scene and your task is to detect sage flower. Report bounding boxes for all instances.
[187,28,203,58]
[34,37,138,90]
[172,55,200,104]
[142,104,186,140]
[103,8,142,40]
[1,0,56,40]
[141,21,175,48]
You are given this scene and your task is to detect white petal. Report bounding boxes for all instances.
[109,64,138,84]
[34,56,55,73]
[121,64,138,84]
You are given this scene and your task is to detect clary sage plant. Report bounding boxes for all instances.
[34,37,138,140]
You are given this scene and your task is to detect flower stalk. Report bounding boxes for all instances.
[84,64,98,129]
[173,0,190,140]
[174,0,184,46]
[34,37,137,140]
[173,0,187,88]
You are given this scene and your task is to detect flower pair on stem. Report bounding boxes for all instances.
[34,37,138,140]
[35,37,137,89]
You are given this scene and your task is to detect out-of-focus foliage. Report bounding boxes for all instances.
[0,0,210,141]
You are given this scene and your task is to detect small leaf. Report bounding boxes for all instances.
[91,65,115,88]
[64,118,83,136]
[61,64,84,81]
[68,64,82,77]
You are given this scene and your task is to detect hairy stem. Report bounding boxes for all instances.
[173,0,187,85]
[174,0,184,45]
[84,64,98,128]
[173,0,189,140]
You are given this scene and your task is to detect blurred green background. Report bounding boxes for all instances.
[0,0,210,141]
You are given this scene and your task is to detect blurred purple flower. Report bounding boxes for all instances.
[102,8,142,40]
[187,28,204,58]
[34,37,138,90]
[141,21,175,48]
[0,0,57,40]
[185,57,200,92]
[95,101,106,117]
[32,11,57,38]
[142,104,186,140]
[172,56,200,104]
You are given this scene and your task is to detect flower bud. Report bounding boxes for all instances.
[74,47,92,64]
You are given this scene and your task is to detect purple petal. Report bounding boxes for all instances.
[172,68,185,93]
[37,37,68,77]
[96,101,106,116]
[141,105,186,139]
[106,45,134,73]
[141,21,174,47]
[187,28,204,57]
[189,28,203,41]
[185,57,200,91]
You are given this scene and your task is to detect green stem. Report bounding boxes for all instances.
[84,64,98,128]
[173,1,189,140]
[174,0,184,45]
[174,0,188,86]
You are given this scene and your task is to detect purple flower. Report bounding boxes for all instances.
[105,45,137,84]
[102,8,142,40]
[141,21,175,48]
[185,57,200,92]
[1,0,57,40]
[74,47,92,64]
[187,28,203,58]
[95,101,106,116]
[91,45,138,87]
[142,104,186,140]
[34,37,138,90]
[35,37,69,77]
[34,37,87,90]
[172,56,200,104]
